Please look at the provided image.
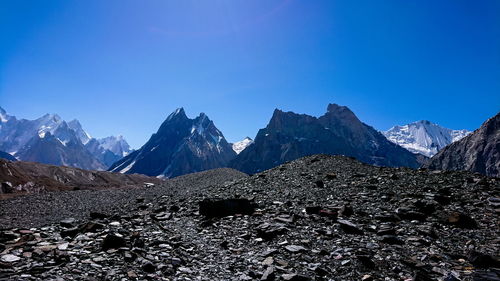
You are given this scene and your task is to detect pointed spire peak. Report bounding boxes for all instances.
[0,107,9,122]
[166,107,188,121]
[270,108,285,119]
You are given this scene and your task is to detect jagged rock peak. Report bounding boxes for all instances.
[325,103,360,122]
[166,107,188,121]
[109,107,236,178]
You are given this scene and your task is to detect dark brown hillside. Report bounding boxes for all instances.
[0,158,162,196]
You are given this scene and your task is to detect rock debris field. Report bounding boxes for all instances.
[0,155,499,281]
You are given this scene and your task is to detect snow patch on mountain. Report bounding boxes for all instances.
[383,120,470,157]
[232,137,253,154]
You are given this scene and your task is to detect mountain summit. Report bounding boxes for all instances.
[383,120,470,157]
[230,103,421,174]
[109,108,236,178]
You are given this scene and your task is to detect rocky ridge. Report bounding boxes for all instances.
[425,111,500,177]
[231,104,422,174]
[0,155,498,280]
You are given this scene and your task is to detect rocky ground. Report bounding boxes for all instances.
[0,155,499,280]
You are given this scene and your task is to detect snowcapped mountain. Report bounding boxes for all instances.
[97,135,131,157]
[232,137,253,154]
[86,136,132,167]
[0,107,131,170]
[109,108,236,178]
[0,110,66,155]
[383,120,471,157]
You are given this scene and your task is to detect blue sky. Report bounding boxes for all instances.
[1,0,499,148]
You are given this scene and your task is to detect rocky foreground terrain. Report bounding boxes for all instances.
[0,155,499,280]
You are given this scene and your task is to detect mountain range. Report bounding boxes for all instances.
[1,104,497,179]
[383,120,470,157]
[0,107,131,170]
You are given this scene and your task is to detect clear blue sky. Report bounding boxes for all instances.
[1,0,499,148]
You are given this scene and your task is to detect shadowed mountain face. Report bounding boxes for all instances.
[15,131,106,171]
[425,111,500,177]
[0,151,16,161]
[109,108,236,178]
[231,103,421,174]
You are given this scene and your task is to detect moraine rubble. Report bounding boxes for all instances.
[0,155,499,281]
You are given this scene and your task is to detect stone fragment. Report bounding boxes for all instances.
[285,245,307,253]
[442,212,478,229]
[102,233,127,250]
[1,254,20,263]
[261,266,275,281]
[60,218,76,228]
[199,198,255,218]
[380,235,404,245]
[282,274,311,281]
[338,219,363,235]
[142,262,156,273]
[468,251,500,269]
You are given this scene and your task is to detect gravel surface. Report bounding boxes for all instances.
[0,155,499,281]
[0,168,247,229]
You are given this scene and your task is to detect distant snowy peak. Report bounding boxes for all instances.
[97,135,131,157]
[67,119,92,144]
[383,120,471,157]
[232,137,253,154]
